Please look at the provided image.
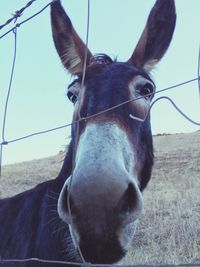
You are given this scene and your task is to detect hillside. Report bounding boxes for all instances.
[0,131,200,265]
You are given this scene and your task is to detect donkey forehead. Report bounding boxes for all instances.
[82,61,153,87]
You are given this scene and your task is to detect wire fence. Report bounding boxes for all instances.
[0,1,200,266]
[0,1,200,174]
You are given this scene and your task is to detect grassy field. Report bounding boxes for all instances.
[1,131,200,265]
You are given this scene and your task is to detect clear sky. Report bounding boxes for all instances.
[0,0,200,165]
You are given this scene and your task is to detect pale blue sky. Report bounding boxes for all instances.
[1,0,200,164]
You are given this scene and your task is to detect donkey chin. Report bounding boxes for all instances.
[69,221,138,264]
[58,171,143,264]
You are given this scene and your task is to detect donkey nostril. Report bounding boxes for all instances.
[120,183,137,214]
[119,182,142,222]
[58,182,75,224]
[61,185,69,214]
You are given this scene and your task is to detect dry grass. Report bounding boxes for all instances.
[1,131,200,265]
[124,131,200,265]
[0,151,64,198]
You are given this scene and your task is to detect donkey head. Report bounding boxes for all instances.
[51,0,176,264]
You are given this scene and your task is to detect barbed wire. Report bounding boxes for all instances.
[0,1,200,266]
[0,0,37,30]
[0,1,52,39]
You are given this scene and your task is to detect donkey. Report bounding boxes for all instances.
[0,0,176,265]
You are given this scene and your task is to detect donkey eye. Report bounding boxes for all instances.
[67,79,80,104]
[67,91,78,104]
[140,83,154,99]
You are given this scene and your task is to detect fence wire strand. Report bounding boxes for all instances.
[0,1,200,267]
[0,257,200,267]
[0,77,199,147]
[0,28,17,176]
[198,45,200,98]
[66,0,91,264]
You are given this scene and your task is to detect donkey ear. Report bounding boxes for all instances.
[51,0,92,75]
[128,0,176,72]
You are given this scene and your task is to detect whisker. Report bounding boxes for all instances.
[48,191,59,196]
[47,192,59,200]
[45,216,58,226]
[47,194,58,201]
[52,224,67,235]
[49,209,58,214]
